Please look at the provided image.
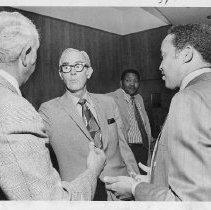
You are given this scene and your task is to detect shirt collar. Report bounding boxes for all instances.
[0,69,22,96]
[66,89,94,107]
[121,88,134,103]
[180,67,211,91]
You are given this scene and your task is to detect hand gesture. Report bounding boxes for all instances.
[104,176,136,196]
[87,142,106,176]
[130,162,151,183]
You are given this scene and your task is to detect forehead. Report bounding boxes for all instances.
[161,34,175,52]
[61,51,86,64]
[124,72,139,80]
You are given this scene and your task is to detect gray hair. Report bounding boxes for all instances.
[59,48,91,67]
[0,11,39,63]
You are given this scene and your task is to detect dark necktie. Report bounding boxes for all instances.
[131,96,149,149]
[78,98,103,149]
[78,98,106,200]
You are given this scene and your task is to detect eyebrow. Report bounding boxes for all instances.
[61,62,70,65]
[61,61,86,65]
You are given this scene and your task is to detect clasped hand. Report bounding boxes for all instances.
[87,142,106,176]
[103,162,151,197]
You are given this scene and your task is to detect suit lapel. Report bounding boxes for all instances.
[150,116,168,177]
[89,94,108,150]
[59,92,93,142]
[115,89,130,126]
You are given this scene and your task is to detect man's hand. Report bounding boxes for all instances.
[131,162,151,183]
[87,142,106,176]
[103,176,136,196]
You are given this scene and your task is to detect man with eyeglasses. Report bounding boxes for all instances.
[39,48,139,201]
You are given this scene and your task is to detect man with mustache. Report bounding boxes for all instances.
[108,69,152,174]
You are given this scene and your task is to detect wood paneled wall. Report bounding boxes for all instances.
[122,26,169,79]
[1,7,123,109]
[1,7,177,137]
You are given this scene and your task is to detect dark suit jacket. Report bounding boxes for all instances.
[135,72,211,201]
[39,91,139,200]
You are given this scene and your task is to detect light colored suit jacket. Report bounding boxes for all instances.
[135,72,211,201]
[108,89,152,162]
[0,76,96,200]
[39,91,139,199]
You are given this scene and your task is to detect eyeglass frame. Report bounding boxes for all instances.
[59,62,89,73]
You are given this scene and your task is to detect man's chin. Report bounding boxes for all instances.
[124,90,136,96]
[129,91,137,96]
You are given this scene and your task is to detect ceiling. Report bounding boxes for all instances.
[14,6,211,35]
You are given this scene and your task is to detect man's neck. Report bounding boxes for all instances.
[0,69,22,96]
[67,87,87,99]
[0,63,22,86]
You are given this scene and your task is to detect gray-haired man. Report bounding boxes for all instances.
[39,48,140,200]
[0,11,106,200]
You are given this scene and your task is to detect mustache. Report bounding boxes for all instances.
[128,86,136,89]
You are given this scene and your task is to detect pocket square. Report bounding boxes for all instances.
[107,118,115,124]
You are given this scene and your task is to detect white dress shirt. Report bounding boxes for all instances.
[66,90,99,123]
[121,88,145,144]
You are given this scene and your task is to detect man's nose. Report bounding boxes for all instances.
[159,63,163,71]
[70,68,77,75]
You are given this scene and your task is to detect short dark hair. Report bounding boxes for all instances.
[168,23,211,64]
[121,69,140,81]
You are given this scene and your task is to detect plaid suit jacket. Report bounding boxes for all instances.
[0,75,96,200]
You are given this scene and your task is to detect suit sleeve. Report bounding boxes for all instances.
[0,95,97,200]
[134,90,211,201]
[39,102,98,200]
[111,98,140,175]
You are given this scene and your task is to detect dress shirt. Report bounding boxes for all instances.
[66,90,99,123]
[0,69,22,96]
[121,89,144,144]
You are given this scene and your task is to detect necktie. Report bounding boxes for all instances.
[131,96,149,149]
[78,98,103,149]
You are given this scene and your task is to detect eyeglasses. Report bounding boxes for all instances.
[60,62,89,73]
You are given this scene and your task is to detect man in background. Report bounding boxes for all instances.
[39,48,139,200]
[104,23,211,201]
[108,69,152,174]
[0,11,105,200]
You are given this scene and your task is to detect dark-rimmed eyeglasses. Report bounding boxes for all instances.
[59,62,89,73]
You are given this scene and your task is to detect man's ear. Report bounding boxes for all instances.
[181,46,193,64]
[20,43,34,67]
[86,67,93,79]
[59,70,63,80]
[120,80,122,88]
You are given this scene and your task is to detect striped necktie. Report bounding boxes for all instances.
[131,96,149,149]
[78,98,103,149]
